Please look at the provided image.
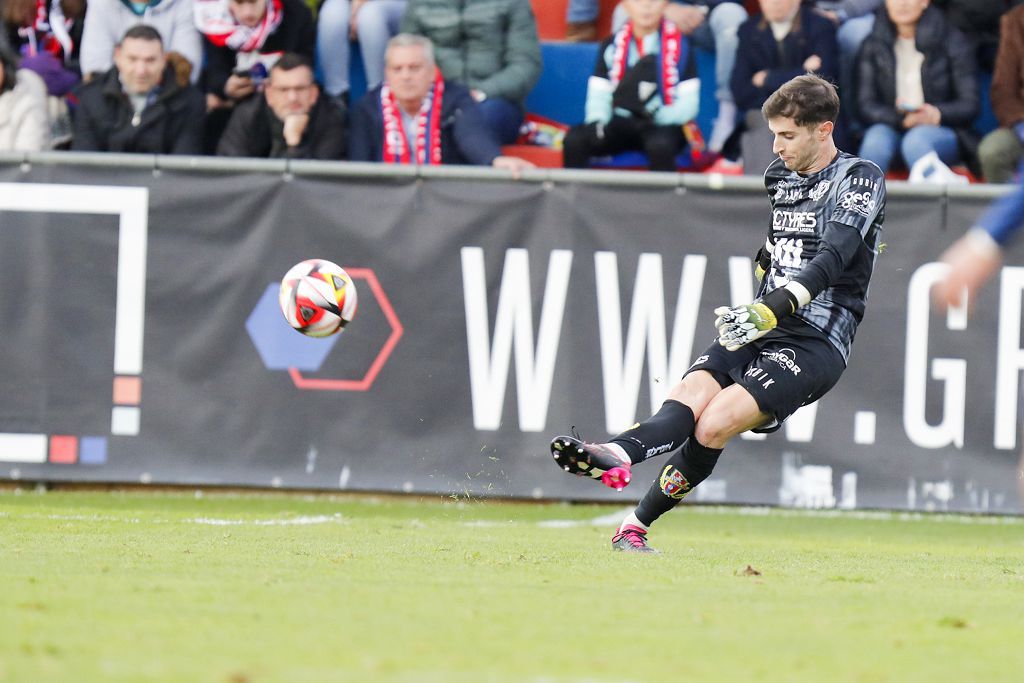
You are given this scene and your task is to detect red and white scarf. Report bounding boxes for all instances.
[194,0,283,52]
[380,70,445,165]
[18,0,74,59]
[608,19,682,105]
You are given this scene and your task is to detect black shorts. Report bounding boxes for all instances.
[684,323,847,433]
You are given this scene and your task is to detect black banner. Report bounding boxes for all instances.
[0,162,1020,513]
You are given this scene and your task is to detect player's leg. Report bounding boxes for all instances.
[551,368,722,490]
[551,340,756,490]
[613,384,768,553]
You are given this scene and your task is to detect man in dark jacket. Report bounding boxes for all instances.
[217,52,346,159]
[71,24,205,154]
[856,0,979,175]
[349,34,532,171]
[730,0,838,173]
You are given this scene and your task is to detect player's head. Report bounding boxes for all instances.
[762,74,840,173]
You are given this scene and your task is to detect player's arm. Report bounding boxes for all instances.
[934,167,1024,309]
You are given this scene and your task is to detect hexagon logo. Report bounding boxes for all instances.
[246,268,403,391]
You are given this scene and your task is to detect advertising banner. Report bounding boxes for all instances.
[0,162,1020,513]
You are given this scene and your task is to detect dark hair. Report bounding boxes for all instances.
[119,24,164,47]
[761,74,840,127]
[271,52,313,75]
[0,49,18,94]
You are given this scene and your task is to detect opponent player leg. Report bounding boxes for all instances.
[613,384,769,553]
[550,370,720,490]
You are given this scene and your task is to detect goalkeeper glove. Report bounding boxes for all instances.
[714,285,802,351]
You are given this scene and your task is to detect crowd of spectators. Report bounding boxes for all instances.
[0,0,1020,182]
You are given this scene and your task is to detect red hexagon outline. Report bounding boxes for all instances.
[287,268,403,391]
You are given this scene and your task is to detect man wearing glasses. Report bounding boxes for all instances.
[217,52,347,159]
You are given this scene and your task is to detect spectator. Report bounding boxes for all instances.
[730,0,838,174]
[400,0,541,145]
[856,0,978,175]
[71,24,205,153]
[0,49,50,151]
[217,52,346,158]
[349,33,532,171]
[1,0,86,95]
[562,0,700,171]
[317,0,407,104]
[194,0,316,152]
[80,0,203,83]
[612,1,748,155]
[979,4,1024,182]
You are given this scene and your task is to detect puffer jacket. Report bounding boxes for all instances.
[400,0,541,106]
[70,63,205,153]
[856,5,978,134]
[0,78,48,152]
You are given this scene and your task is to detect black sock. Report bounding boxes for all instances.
[610,400,696,465]
[634,438,723,527]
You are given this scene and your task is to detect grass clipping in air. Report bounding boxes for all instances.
[2,489,1023,683]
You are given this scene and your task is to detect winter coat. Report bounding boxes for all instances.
[856,5,978,155]
[348,80,500,165]
[731,6,838,113]
[80,0,203,82]
[217,95,347,159]
[400,0,541,106]
[200,0,316,99]
[0,76,48,151]
[70,63,205,153]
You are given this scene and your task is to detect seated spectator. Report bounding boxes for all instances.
[349,33,532,171]
[71,24,205,153]
[194,0,316,152]
[730,0,837,174]
[562,0,700,172]
[979,4,1024,183]
[400,0,542,145]
[0,49,50,151]
[0,0,85,95]
[856,0,978,175]
[317,0,407,103]
[217,52,347,158]
[611,1,748,155]
[80,0,203,83]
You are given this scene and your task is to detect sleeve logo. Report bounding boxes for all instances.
[839,189,876,216]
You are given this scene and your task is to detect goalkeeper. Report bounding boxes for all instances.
[549,74,887,553]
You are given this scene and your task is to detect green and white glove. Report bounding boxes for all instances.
[714,283,810,351]
[714,302,778,351]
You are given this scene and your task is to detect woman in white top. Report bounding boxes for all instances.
[0,51,49,151]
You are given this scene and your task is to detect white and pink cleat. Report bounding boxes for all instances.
[549,434,632,491]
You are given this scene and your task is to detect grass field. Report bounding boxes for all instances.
[2,488,1023,683]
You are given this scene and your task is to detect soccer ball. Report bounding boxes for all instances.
[278,259,358,337]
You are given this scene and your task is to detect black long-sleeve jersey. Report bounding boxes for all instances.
[758,151,887,363]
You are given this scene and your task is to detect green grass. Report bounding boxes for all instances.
[2,489,1023,683]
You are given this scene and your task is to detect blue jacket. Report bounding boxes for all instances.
[349,80,501,165]
[730,6,839,113]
